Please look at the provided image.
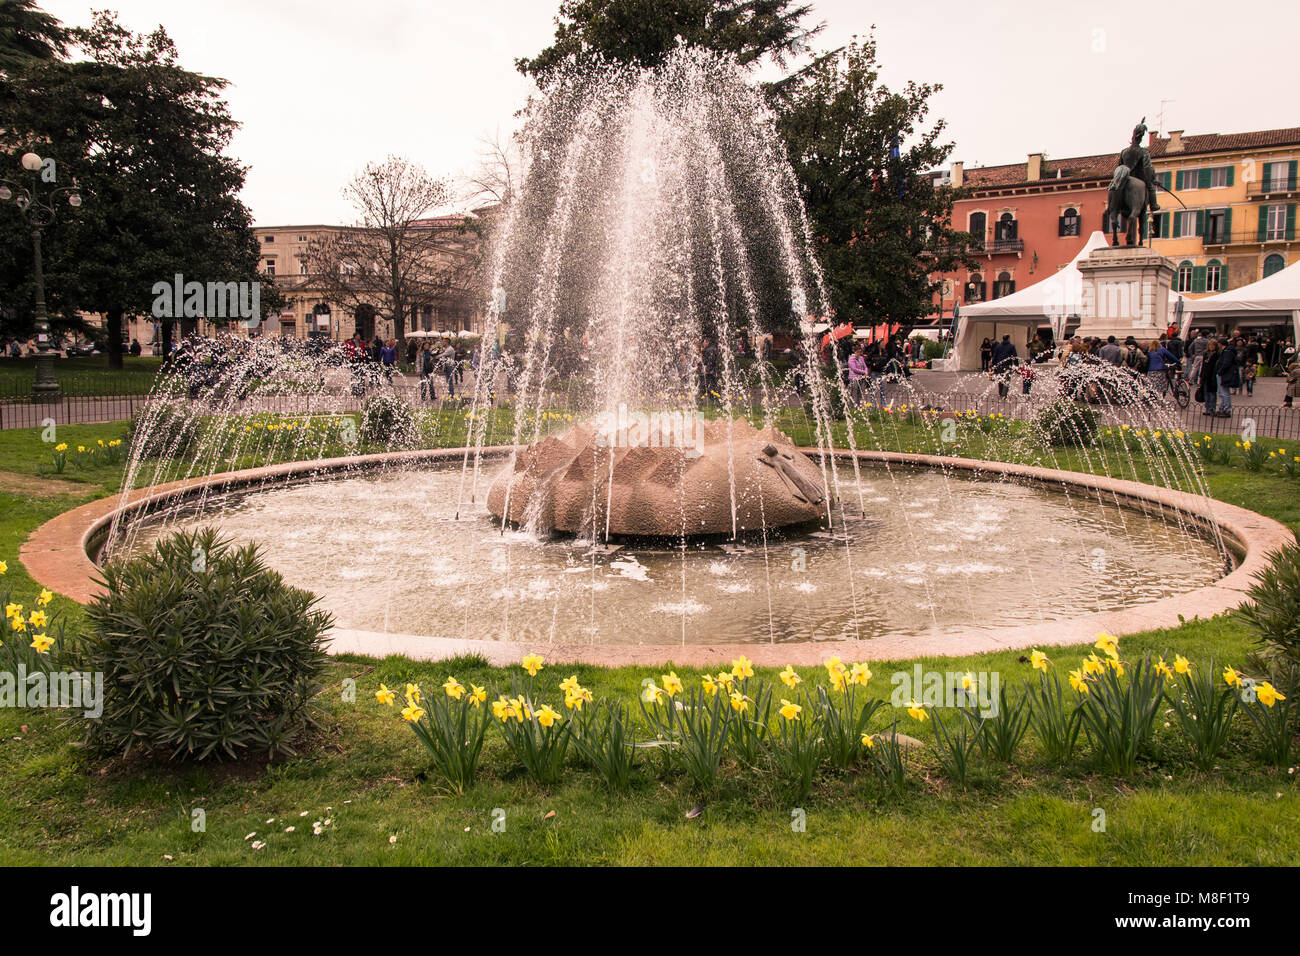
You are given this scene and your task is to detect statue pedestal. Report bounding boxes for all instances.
[1075,245,1175,341]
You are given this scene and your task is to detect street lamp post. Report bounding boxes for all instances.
[1,152,84,404]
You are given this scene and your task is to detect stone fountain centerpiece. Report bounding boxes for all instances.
[487,416,828,537]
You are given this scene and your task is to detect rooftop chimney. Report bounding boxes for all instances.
[1167,130,1185,153]
[950,161,963,188]
[1027,153,1043,182]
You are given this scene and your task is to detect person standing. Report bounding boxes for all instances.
[439,339,457,398]
[1098,335,1122,365]
[980,337,992,373]
[1283,355,1299,409]
[1187,329,1209,386]
[990,334,1018,399]
[847,343,868,407]
[1201,339,1220,417]
[1146,338,1177,398]
[380,338,397,383]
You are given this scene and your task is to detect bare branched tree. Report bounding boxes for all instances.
[461,129,524,208]
[303,155,479,349]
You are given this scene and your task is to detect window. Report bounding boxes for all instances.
[1207,167,1228,189]
[298,258,307,275]
[1267,204,1287,240]
[1206,259,1222,292]
[263,235,275,243]
[1177,261,1195,292]
[1263,253,1285,278]
[966,275,985,303]
[995,212,1017,241]
[1059,207,1080,237]
[1178,210,1198,236]
[1264,162,1294,192]
[1204,208,1230,244]
[967,211,986,249]
[265,259,276,275]
[1177,168,1199,190]
[993,271,1015,299]
[297,235,307,242]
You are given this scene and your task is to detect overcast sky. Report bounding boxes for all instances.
[39,0,1300,226]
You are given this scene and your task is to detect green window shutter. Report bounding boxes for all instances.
[1161,171,1172,190]
[1290,161,1298,186]
[1288,204,1297,240]
[1195,210,1206,236]
[1198,168,1211,190]
[1220,263,1229,291]
[1223,207,1232,240]
[1192,266,1206,292]
[1258,205,1269,241]
[1226,165,1234,187]
[1175,170,1183,190]
[1172,213,1182,238]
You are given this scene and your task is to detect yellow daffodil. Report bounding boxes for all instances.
[521,653,544,676]
[375,683,396,706]
[1030,649,1050,672]
[906,700,928,722]
[1068,668,1089,694]
[731,655,754,680]
[37,589,52,606]
[661,671,683,697]
[442,677,465,700]
[1082,653,1105,676]
[641,681,665,704]
[860,732,875,748]
[512,696,530,722]
[30,633,53,654]
[405,683,421,704]
[1173,654,1191,675]
[715,670,736,689]
[778,698,802,720]
[778,665,802,689]
[492,696,512,721]
[536,704,561,728]
[959,671,975,691]
[1223,666,1241,688]
[401,702,426,722]
[9,617,25,633]
[5,603,22,620]
[27,610,47,629]
[1154,658,1173,679]
[1094,632,1119,659]
[470,684,487,707]
[559,674,581,695]
[828,666,848,692]
[824,656,843,674]
[702,674,718,697]
[0,561,6,575]
[1257,682,1286,708]
[730,690,750,713]
[850,662,873,686]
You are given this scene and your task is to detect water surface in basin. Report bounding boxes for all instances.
[122,462,1227,645]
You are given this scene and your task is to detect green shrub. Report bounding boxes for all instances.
[360,394,416,447]
[125,402,205,459]
[82,528,331,761]
[1238,544,1300,673]
[1034,397,1099,447]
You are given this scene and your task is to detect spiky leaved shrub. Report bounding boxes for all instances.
[1239,544,1300,675]
[1033,396,1099,447]
[359,394,417,447]
[82,529,331,761]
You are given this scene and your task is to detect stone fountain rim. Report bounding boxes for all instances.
[21,446,1295,668]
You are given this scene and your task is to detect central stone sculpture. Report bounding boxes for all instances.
[487,417,829,537]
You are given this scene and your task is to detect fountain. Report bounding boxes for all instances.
[53,49,1291,662]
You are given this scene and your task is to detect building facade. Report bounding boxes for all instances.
[1148,127,1299,299]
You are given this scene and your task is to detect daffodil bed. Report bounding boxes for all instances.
[0,419,1297,865]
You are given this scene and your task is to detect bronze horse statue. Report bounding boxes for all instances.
[1107,165,1148,246]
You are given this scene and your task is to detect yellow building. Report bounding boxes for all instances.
[1150,127,1299,305]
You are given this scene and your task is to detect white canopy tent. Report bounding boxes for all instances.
[938,231,1109,371]
[1187,259,1300,344]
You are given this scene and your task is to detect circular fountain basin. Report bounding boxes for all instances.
[22,448,1293,667]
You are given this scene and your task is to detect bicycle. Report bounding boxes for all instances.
[1166,367,1191,409]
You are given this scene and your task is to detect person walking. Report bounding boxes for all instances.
[991,334,1018,399]
[380,338,398,383]
[1201,339,1220,417]
[1214,337,1238,417]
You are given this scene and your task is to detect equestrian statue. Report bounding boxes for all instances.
[1107,118,1172,246]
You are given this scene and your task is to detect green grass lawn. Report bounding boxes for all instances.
[0,413,1296,866]
[0,356,162,398]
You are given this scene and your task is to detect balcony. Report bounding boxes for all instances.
[1246,179,1296,199]
[985,237,1024,255]
[1199,230,1295,248]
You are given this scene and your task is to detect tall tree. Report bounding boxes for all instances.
[0,10,273,366]
[771,37,974,328]
[0,0,67,75]
[302,156,477,350]
[517,0,821,84]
